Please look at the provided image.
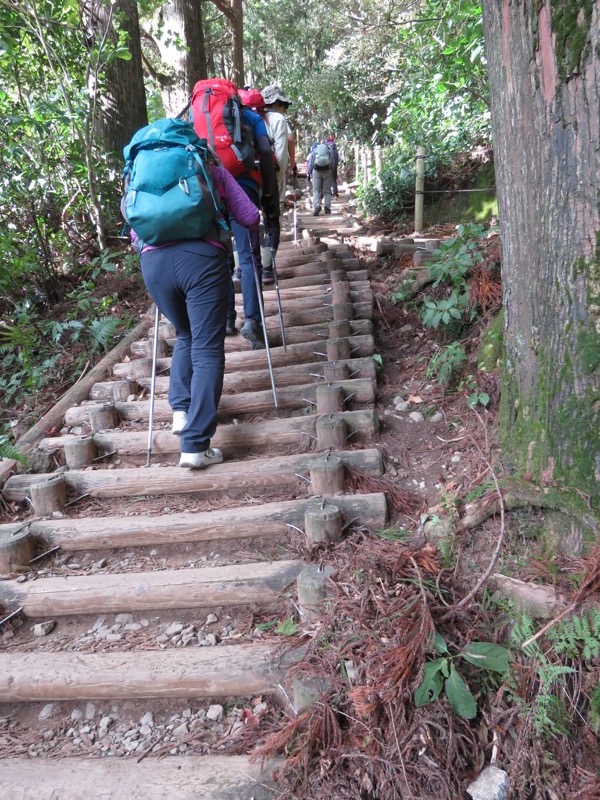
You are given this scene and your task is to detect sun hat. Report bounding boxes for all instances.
[261,85,292,106]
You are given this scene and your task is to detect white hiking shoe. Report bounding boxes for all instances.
[172,410,188,435]
[179,448,224,469]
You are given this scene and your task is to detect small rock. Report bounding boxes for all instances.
[105,633,123,642]
[140,712,154,727]
[139,725,153,737]
[467,766,509,800]
[92,616,106,631]
[33,620,56,637]
[206,704,224,721]
[38,704,55,721]
[140,619,150,627]
[165,622,184,637]
[451,454,462,464]
[395,401,411,412]
[393,395,404,406]
[181,709,192,719]
[71,708,84,721]
[409,411,425,423]
[173,722,189,738]
[205,613,218,625]
[206,633,217,646]
[85,703,97,719]
[431,412,444,423]
[254,702,269,717]
[115,613,133,625]
[94,558,108,569]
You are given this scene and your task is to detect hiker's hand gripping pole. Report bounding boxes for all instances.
[146,304,160,466]
[248,231,279,411]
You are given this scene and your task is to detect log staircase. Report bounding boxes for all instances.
[0,197,388,798]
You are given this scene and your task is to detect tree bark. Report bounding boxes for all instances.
[207,0,244,85]
[482,0,600,510]
[153,0,208,117]
[82,0,148,158]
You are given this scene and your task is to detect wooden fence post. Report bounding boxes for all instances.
[415,146,425,233]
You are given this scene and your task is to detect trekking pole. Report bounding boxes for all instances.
[146,304,160,466]
[292,171,298,245]
[264,218,287,352]
[248,231,278,410]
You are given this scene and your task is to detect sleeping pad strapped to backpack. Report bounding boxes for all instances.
[122,118,227,247]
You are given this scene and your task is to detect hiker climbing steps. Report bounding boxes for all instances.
[0,198,385,797]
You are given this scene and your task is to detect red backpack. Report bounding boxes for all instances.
[190,78,256,179]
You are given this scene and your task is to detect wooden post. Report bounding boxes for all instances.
[309,455,345,495]
[415,146,425,233]
[63,436,96,469]
[353,141,360,183]
[87,403,119,433]
[333,302,354,321]
[124,359,154,380]
[30,475,67,516]
[146,337,169,359]
[331,281,352,305]
[326,338,351,362]
[329,320,351,338]
[297,564,337,620]
[0,526,35,574]
[111,380,139,402]
[362,147,369,188]
[304,504,343,544]
[322,362,350,381]
[329,269,348,284]
[374,146,382,176]
[316,384,345,414]
[315,417,347,451]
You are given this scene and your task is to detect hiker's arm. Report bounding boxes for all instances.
[211,166,260,230]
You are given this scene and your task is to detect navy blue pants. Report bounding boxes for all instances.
[230,184,263,321]
[141,240,229,454]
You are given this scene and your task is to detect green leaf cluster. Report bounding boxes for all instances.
[414,632,511,719]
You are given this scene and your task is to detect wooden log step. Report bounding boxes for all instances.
[262,302,372,329]
[261,289,372,317]
[134,319,374,365]
[0,559,304,617]
[0,492,387,551]
[0,642,300,702]
[64,378,375,427]
[275,268,368,289]
[0,756,281,800]
[111,332,375,380]
[3,447,384,501]
[273,257,360,278]
[38,409,378,458]
[136,356,377,398]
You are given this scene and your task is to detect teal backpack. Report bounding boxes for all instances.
[122,118,227,246]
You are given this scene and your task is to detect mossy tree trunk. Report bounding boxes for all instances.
[482,0,600,511]
[152,0,208,117]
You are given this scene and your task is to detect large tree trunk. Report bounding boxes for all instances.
[207,0,244,85]
[82,0,148,157]
[482,0,600,510]
[154,0,208,117]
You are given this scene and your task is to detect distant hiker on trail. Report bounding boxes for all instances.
[261,84,296,281]
[121,118,260,470]
[326,135,340,198]
[190,78,276,349]
[307,138,333,215]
